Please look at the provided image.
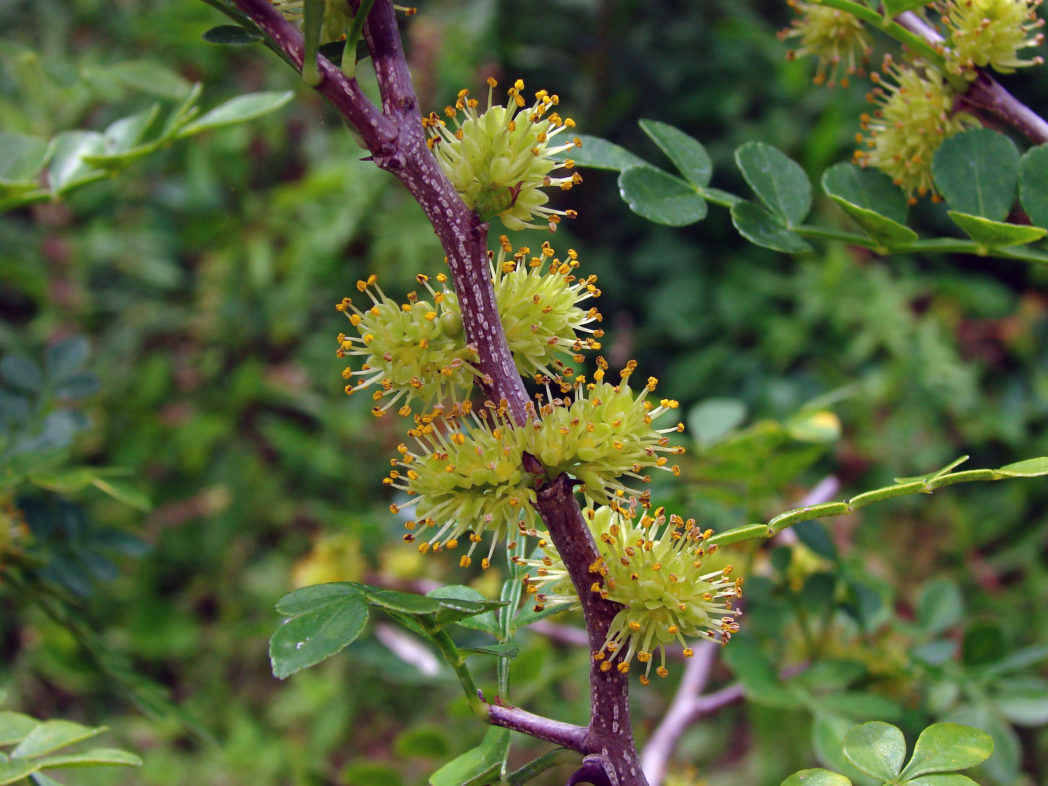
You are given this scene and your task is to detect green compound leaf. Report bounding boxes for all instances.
[0,712,40,746]
[270,584,369,679]
[202,25,263,45]
[932,129,1019,221]
[947,211,1046,248]
[177,91,294,137]
[558,134,647,171]
[429,726,510,786]
[781,769,852,786]
[842,721,906,780]
[735,141,811,225]
[10,721,106,759]
[639,119,712,188]
[1018,144,1048,229]
[618,165,707,225]
[730,201,811,253]
[900,723,994,779]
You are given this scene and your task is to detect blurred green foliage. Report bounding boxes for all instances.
[1,1,1047,785]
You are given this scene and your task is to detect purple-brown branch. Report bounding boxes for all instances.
[223,1,646,782]
[895,10,1048,144]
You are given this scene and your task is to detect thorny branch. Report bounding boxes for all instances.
[222,1,647,782]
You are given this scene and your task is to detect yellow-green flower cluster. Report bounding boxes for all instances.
[383,365,685,565]
[854,56,978,201]
[336,274,484,416]
[520,506,743,684]
[779,0,873,87]
[939,0,1045,78]
[424,78,583,231]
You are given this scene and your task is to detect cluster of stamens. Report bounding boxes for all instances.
[779,0,873,87]
[423,78,583,231]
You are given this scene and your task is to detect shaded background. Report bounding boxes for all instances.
[2,1,1047,784]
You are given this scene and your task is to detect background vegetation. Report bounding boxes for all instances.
[2,1,1047,784]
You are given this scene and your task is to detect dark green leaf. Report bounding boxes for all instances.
[10,721,106,759]
[947,211,1046,247]
[829,195,919,248]
[900,723,993,778]
[932,129,1019,221]
[270,587,369,679]
[103,60,193,100]
[1,354,43,392]
[917,577,963,636]
[962,622,1006,667]
[822,163,908,224]
[0,132,51,183]
[794,521,838,561]
[618,165,707,225]
[365,588,445,615]
[639,119,712,187]
[731,201,811,253]
[428,726,510,786]
[1018,144,1048,228]
[735,141,811,225]
[559,134,647,171]
[842,721,906,780]
[781,769,852,786]
[202,25,263,45]
[177,91,294,137]
[275,582,363,616]
[426,586,500,634]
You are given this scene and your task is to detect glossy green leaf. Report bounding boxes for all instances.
[822,163,908,224]
[1,354,43,392]
[995,456,1048,477]
[730,201,811,253]
[829,196,918,248]
[781,769,852,786]
[639,119,712,187]
[932,129,1019,221]
[426,586,499,635]
[688,398,747,447]
[101,108,158,155]
[10,720,105,759]
[103,60,192,99]
[947,211,1046,247]
[428,726,510,786]
[269,585,369,679]
[0,132,50,183]
[90,477,152,512]
[177,91,294,137]
[841,721,906,780]
[916,577,963,636]
[943,706,1018,784]
[33,748,142,769]
[365,588,446,615]
[735,141,811,225]
[559,134,646,171]
[618,165,707,225]
[276,582,363,615]
[900,723,993,778]
[1018,144,1048,228]
[47,131,107,194]
[0,712,40,746]
[202,25,263,45]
